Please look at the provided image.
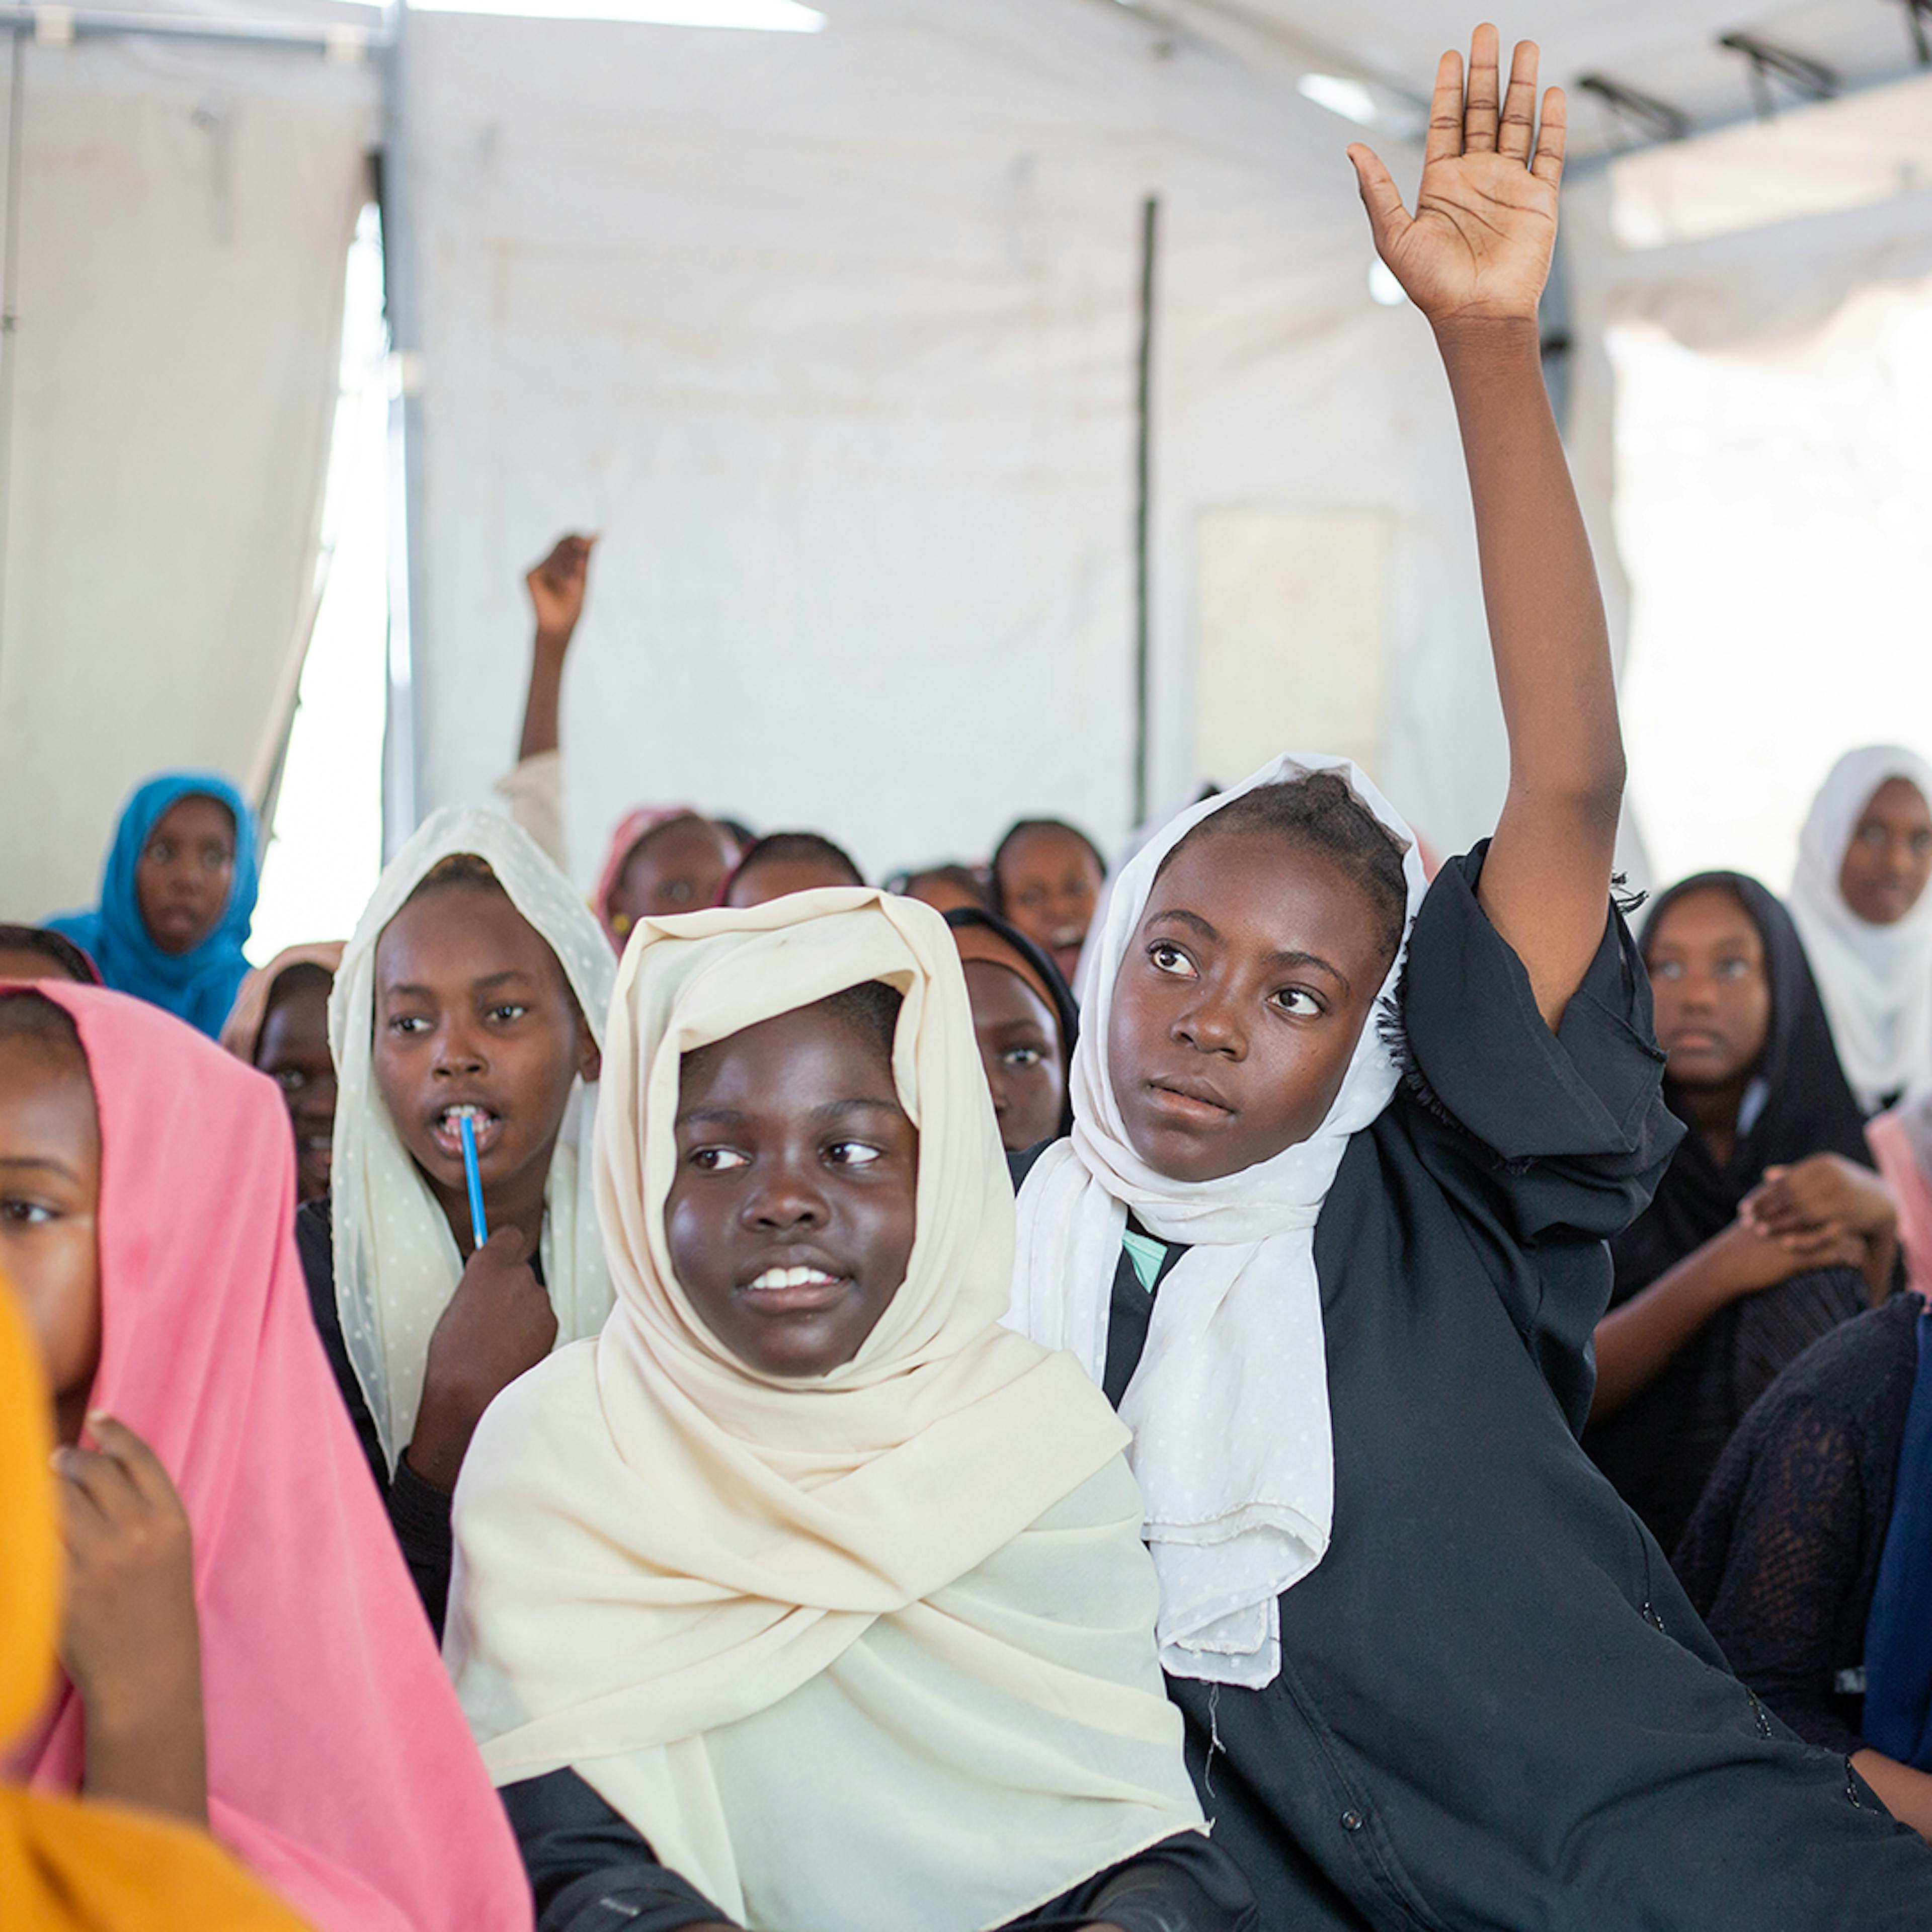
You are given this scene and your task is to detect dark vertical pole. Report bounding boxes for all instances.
[1132,193,1158,830]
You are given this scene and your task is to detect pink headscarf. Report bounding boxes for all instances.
[593,807,717,948]
[21,984,531,1932]
[1870,1095,1932,1299]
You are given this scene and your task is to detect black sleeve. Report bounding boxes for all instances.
[501,1769,735,1932]
[1692,1389,1873,1754]
[1400,845,1681,1235]
[296,1194,454,1638]
[1006,1831,1257,1932]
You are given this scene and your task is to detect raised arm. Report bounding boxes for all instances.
[1350,28,1620,1031]
[517,532,597,762]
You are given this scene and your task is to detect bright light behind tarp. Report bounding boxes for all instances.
[402,0,823,26]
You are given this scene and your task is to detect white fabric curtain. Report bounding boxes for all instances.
[401,0,1505,875]
[0,33,377,922]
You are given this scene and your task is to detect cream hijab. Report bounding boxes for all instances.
[1009,754,1427,1691]
[1788,746,1932,1114]
[329,806,616,1468]
[447,889,1203,1932]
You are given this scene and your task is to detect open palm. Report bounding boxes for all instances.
[1349,27,1563,328]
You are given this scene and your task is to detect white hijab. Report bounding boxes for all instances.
[328,807,616,1469]
[1009,754,1427,1691]
[446,889,1203,1932]
[1788,745,1932,1114]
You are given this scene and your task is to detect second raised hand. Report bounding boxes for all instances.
[1346,25,1563,329]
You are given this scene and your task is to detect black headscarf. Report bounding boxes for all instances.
[1586,872,1874,1551]
[943,906,1079,1139]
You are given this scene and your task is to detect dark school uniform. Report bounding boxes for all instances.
[1676,1292,1923,1753]
[502,1767,1257,1932]
[1584,871,1880,1552]
[297,1196,463,1637]
[1019,847,1932,1932]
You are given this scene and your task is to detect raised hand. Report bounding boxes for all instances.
[1348,26,1563,329]
[406,1226,558,1492]
[526,532,598,647]
[56,1413,209,1823]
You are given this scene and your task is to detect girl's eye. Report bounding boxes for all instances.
[1652,960,1683,981]
[389,1014,431,1035]
[146,842,173,863]
[487,1003,529,1024]
[690,1147,749,1172]
[1148,942,1194,977]
[1002,1045,1044,1070]
[1715,958,1749,980]
[1272,988,1322,1017]
[275,1068,308,1092]
[828,1141,883,1168]
[0,1199,54,1226]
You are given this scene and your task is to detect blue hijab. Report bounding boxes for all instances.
[1863,1301,1932,1768]
[46,773,260,1038]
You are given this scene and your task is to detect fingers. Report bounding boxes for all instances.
[1463,23,1501,154]
[1346,144,1410,252]
[82,1413,179,1511]
[1497,39,1539,162]
[55,1440,143,1529]
[1531,84,1567,187]
[1425,48,1465,167]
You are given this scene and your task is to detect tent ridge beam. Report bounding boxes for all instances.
[5,6,392,56]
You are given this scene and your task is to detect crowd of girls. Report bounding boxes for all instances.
[7,27,1932,1932]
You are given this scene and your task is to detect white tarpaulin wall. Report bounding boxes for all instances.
[403,0,1502,881]
[0,33,376,923]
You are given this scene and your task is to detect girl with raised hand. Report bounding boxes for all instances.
[1584,874,1896,1550]
[1788,747,1932,1115]
[302,808,614,1636]
[46,773,257,1037]
[0,983,529,1932]
[1006,29,1932,1928]
[446,888,1255,1932]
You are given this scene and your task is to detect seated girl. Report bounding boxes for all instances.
[1679,1088,1932,1838]
[302,807,614,1637]
[944,904,1076,1154]
[887,861,991,916]
[1788,746,1932,1114]
[722,831,864,907]
[46,773,257,1037]
[597,810,742,944]
[1004,32,1932,1927]
[0,982,528,1931]
[445,888,1255,1932]
[992,817,1106,988]
[223,943,346,1205]
[0,1280,307,1928]
[1584,872,1897,1550]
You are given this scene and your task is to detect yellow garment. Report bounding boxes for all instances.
[0,1281,310,1929]
[448,888,1204,1932]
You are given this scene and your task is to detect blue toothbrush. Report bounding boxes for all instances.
[458,1112,489,1253]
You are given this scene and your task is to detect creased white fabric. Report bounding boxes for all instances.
[446,888,1203,1932]
[328,806,615,1468]
[1788,746,1932,1115]
[1009,754,1426,1689]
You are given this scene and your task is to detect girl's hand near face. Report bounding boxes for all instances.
[1741,1155,1897,1246]
[407,1226,558,1493]
[1347,28,1562,333]
[56,1413,209,1826]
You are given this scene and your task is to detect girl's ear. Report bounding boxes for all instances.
[577,1016,602,1086]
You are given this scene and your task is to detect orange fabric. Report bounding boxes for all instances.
[0,1283,310,1929]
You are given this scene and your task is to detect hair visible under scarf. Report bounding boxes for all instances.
[329,806,617,1470]
[1788,746,1932,1113]
[1007,752,1427,1690]
[45,772,258,1037]
[447,887,1203,1932]
[0,924,99,985]
[17,984,528,1932]
[944,905,1079,1138]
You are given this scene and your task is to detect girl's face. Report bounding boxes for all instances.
[962,960,1064,1153]
[1839,778,1932,927]
[667,1001,918,1379]
[999,828,1102,985]
[0,1018,102,1447]
[610,818,740,933]
[1108,827,1391,1183]
[372,882,598,1233]
[135,794,236,957]
[256,975,337,1204]
[1645,887,1770,1090]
